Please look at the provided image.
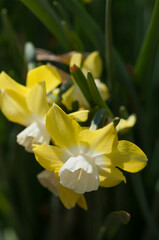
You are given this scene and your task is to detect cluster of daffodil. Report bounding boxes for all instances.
[0,51,147,210]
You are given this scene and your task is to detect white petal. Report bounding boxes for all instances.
[59,154,100,194]
[17,121,50,152]
[37,170,59,196]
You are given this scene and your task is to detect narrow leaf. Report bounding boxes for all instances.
[87,72,113,117]
[70,64,93,106]
[19,0,70,50]
[105,0,114,88]
[134,0,159,84]
[62,0,104,53]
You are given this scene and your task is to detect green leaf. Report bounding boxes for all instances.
[19,0,70,50]
[105,0,114,89]
[90,108,106,130]
[62,0,104,53]
[87,72,113,117]
[70,64,93,106]
[1,8,24,73]
[134,0,159,84]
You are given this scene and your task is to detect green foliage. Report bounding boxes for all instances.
[0,0,159,240]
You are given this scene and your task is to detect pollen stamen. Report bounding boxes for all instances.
[78,168,83,181]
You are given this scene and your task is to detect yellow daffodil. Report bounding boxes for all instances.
[116,114,136,134]
[33,104,147,195]
[62,51,109,110]
[70,51,102,78]
[0,65,61,151]
[0,68,89,151]
[0,81,50,152]
[37,170,87,210]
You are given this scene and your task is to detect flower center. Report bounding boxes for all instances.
[58,153,100,194]
[17,121,50,152]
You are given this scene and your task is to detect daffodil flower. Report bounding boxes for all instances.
[0,68,89,151]
[62,51,109,110]
[37,170,87,210]
[0,81,50,152]
[33,104,147,195]
[0,65,61,152]
[70,51,102,79]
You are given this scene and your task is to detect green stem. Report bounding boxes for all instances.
[105,0,114,89]
[134,0,159,84]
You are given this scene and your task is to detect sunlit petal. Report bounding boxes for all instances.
[26,65,61,93]
[33,144,68,171]
[46,104,82,149]
[0,71,28,94]
[80,122,118,155]
[99,167,126,187]
[26,81,49,117]
[69,110,89,122]
[82,51,102,78]
[1,89,32,126]
[107,140,148,173]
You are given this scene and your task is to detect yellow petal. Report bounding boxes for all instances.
[69,110,89,122]
[0,72,28,94]
[1,89,32,126]
[58,185,81,209]
[33,144,68,171]
[26,82,49,117]
[116,114,136,134]
[70,53,82,67]
[46,104,82,149]
[61,85,75,110]
[26,65,61,93]
[77,195,88,210]
[95,79,109,101]
[80,122,118,155]
[99,167,126,187]
[62,84,89,110]
[107,140,148,173]
[82,51,102,78]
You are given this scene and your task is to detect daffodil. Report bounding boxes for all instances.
[0,67,89,151]
[0,81,50,152]
[0,65,61,151]
[33,104,147,195]
[62,51,109,110]
[37,170,87,210]
[70,51,102,79]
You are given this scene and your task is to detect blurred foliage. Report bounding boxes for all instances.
[0,0,159,240]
